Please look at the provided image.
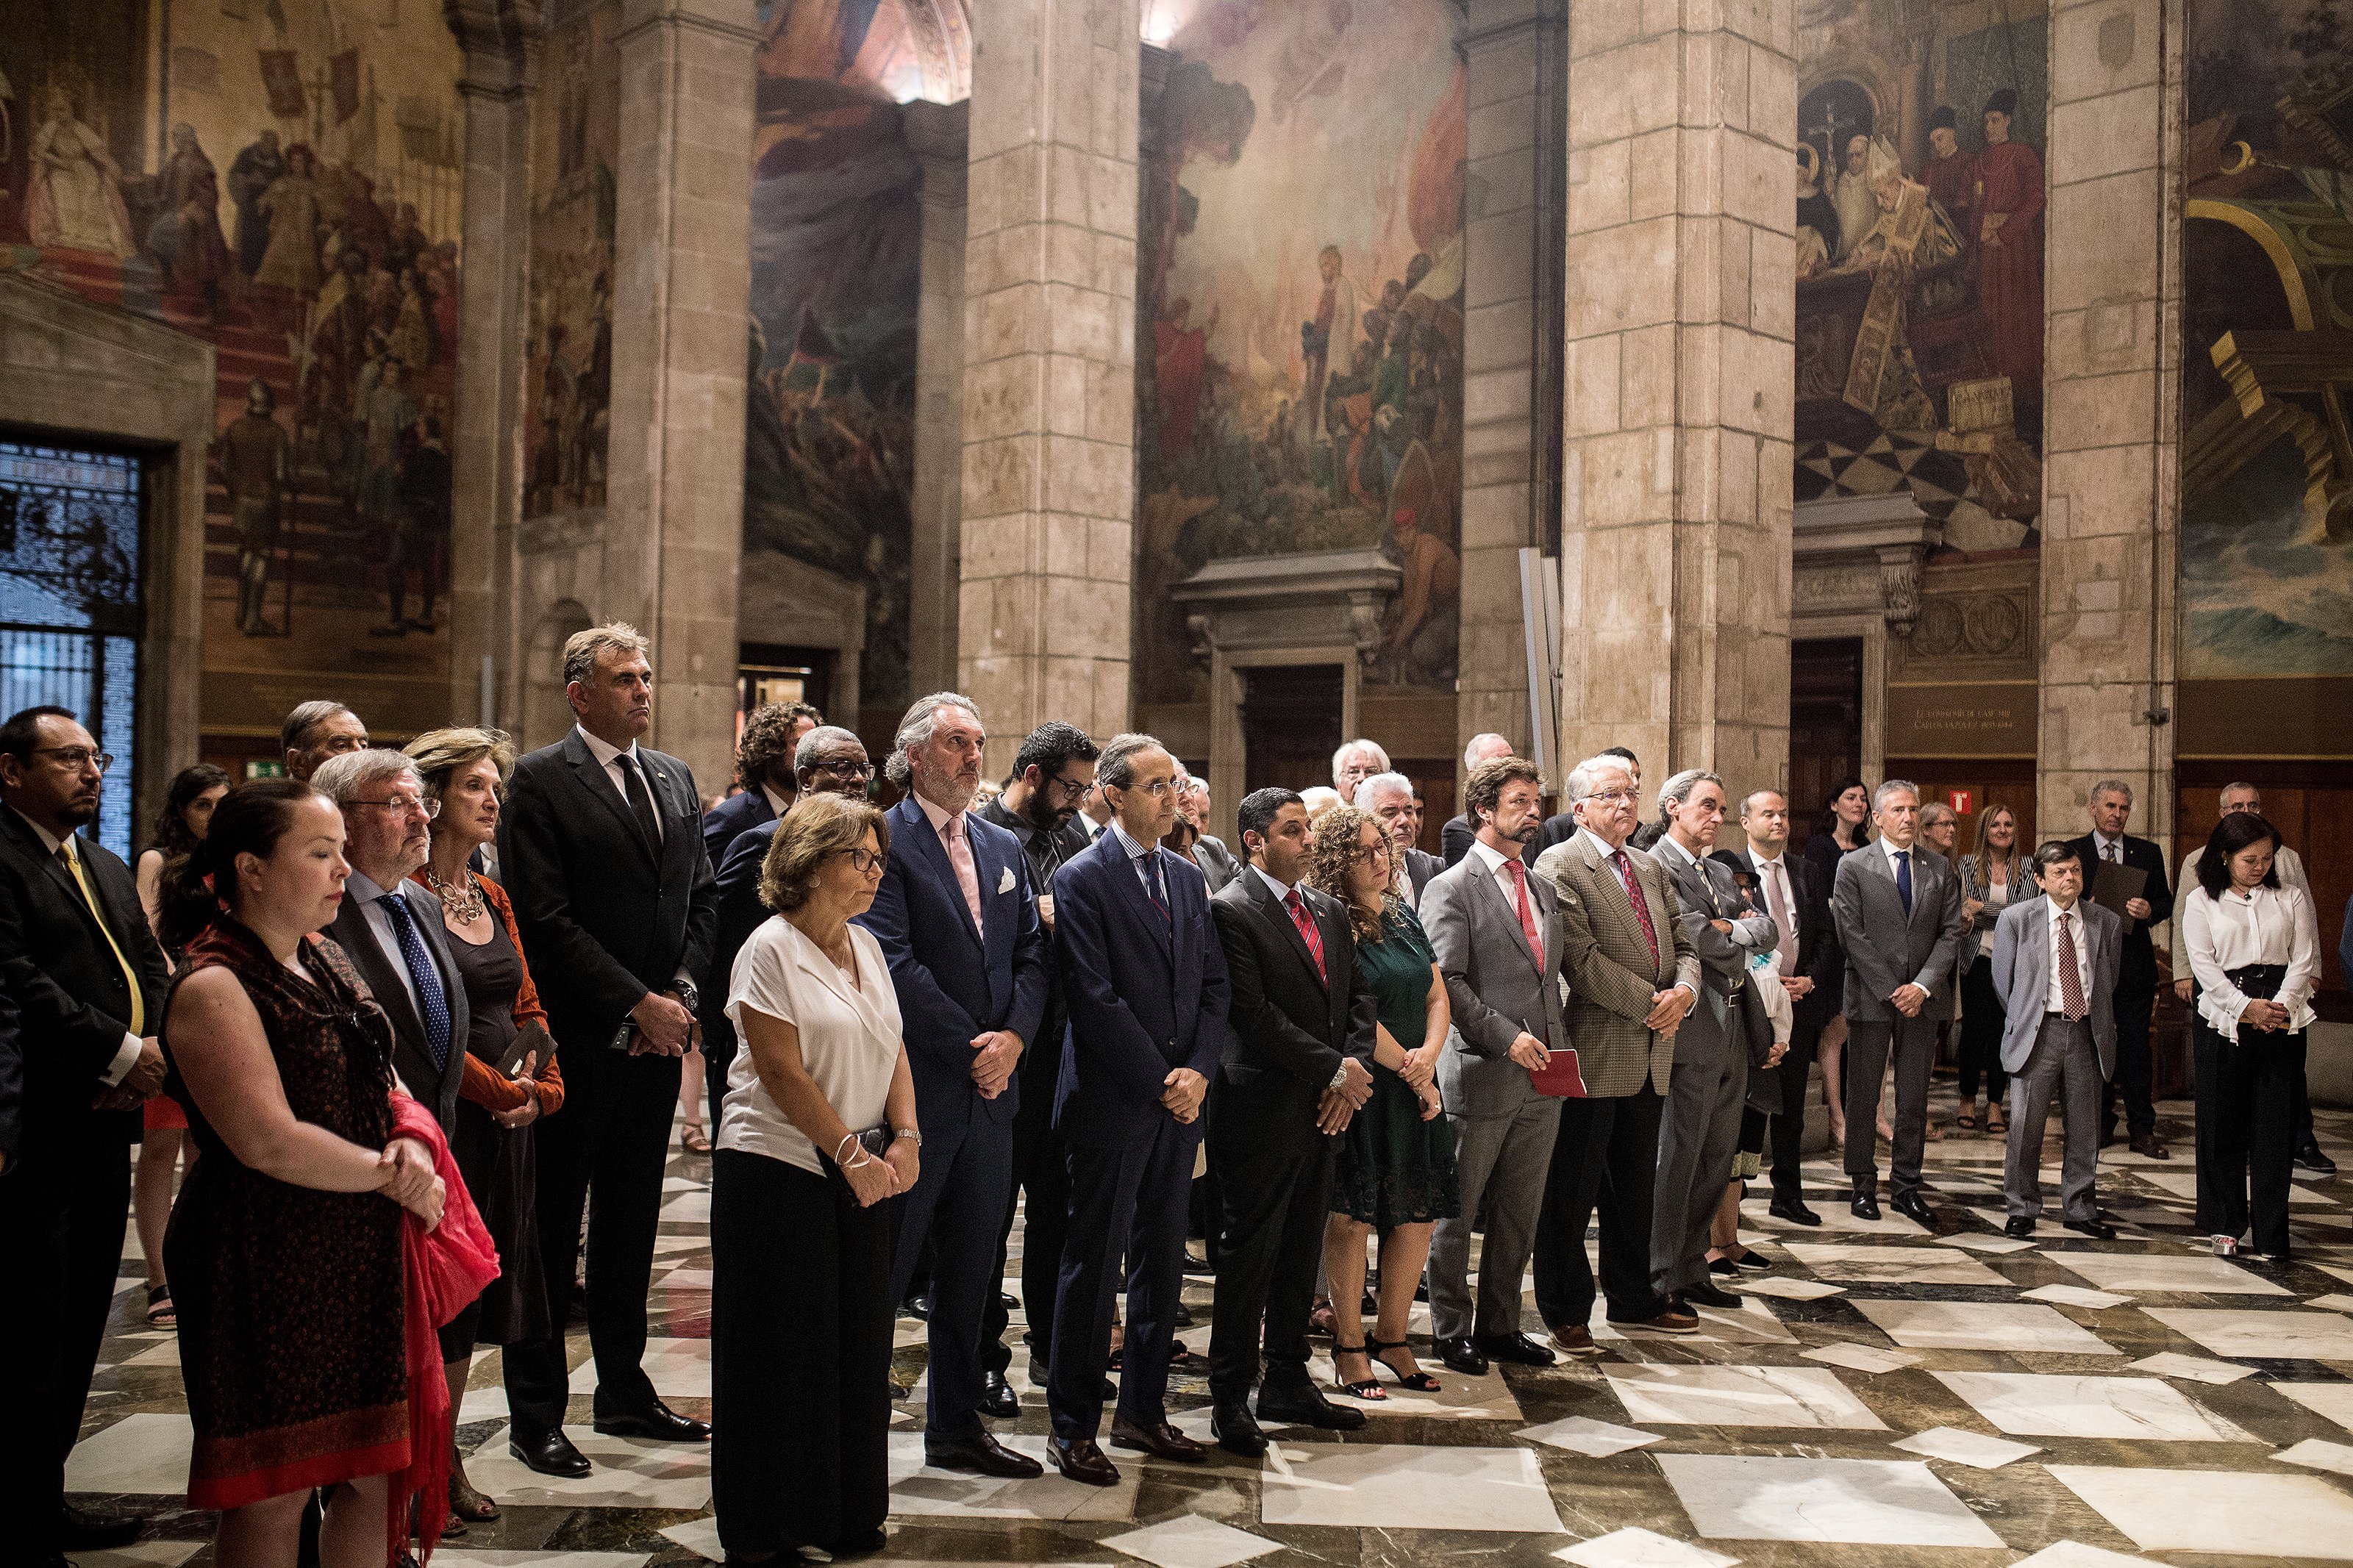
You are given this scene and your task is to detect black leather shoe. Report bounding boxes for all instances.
[509,1426,593,1478]
[979,1369,1019,1418]
[906,1295,932,1320]
[2004,1216,2036,1238]
[1708,1256,1742,1276]
[924,1429,1042,1478]
[1210,1399,1267,1457]
[1890,1191,1935,1225]
[2296,1139,2338,1175]
[1733,1250,1773,1272]
[593,1397,711,1442]
[1472,1331,1557,1367]
[1001,1292,1020,1312]
[1435,1335,1488,1375]
[1849,1189,1881,1220]
[1678,1281,1742,1309]
[1256,1381,1368,1430]
[1111,1415,1208,1462]
[2064,1218,2118,1241]
[2128,1133,2170,1160]
[60,1505,141,1551]
[1768,1197,1822,1226]
[1049,1435,1121,1486]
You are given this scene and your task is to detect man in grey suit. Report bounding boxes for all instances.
[1357,772,1443,909]
[1991,840,2122,1239]
[1830,779,1965,1223]
[1647,770,1782,1311]
[1178,774,1243,893]
[1421,756,1565,1374]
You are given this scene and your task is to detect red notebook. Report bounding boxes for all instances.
[1529,1047,1588,1098]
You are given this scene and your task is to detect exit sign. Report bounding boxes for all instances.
[1949,789,1973,815]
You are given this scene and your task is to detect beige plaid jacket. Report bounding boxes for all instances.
[1532,830,1702,1097]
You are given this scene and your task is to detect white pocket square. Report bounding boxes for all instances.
[998,866,1016,894]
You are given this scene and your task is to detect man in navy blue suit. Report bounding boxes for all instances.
[1043,734,1228,1484]
[857,692,1049,1478]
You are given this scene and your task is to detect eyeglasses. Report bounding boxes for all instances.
[351,794,439,820]
[840,847,885,873]
[1043,774,1093,800]
[810,756,872,778]
[1353,841,1393,863]
[31,746,112,774]
[1579,787,1638,806]
[1118,779,1176,798]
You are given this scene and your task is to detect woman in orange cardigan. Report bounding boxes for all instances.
[406,728,566,1530]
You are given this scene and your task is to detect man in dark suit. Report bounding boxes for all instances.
[1357,771,1443,909]
[311,750,470,1134]
[0,706,170,1561]
[1043,734,1227,1483]
[1176,774,1243,893]
[974,720,1096,1411]
[699,699,821,869]
[857,692,1049,1478]
[1438,731,1514,867]
[280,697,369,781]
[1205,789,1377,1456]
[496,623,718,1477]
[2066,779,2174,1159]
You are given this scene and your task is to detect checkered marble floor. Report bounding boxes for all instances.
[66,1089,2353,1567]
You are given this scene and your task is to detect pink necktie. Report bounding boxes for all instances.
[943,812,984,934]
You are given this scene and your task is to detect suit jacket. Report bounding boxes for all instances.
[1714,846,1829,985]
[1208,870,1379,1149]
[700,787,776,873]
[1991,893,2121,1076]
[855,793,1049,1131]
[496,728,718,1050]
[1530,812,1577,859]
[1831,841,1966,1023]
[324,878,471,1132]
[1192,832,1244,895]
[1440,813,1478,868]
[976,795,1090,1100]
[1050,829,1232,1148]
[704,815,782,1056]
[1654,837,1776,1070]
[1421,850,1567,1120]
[1531,833,1699,1097]
[0,809,171,1160]
[2065,831,2173,988]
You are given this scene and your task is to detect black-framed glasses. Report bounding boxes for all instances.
[810,756,873,778]
[351,794,440,820]
[1043,773,1093,800]
[31,746,112,774]
[841,847,885,873]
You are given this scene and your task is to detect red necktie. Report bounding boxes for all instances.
[1505,859,1541,957]
[1285,888,1327,982]
[1612,849,1661,971]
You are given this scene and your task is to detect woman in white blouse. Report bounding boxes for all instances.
[2181,811,2321,1263]
[710,792,918,1565]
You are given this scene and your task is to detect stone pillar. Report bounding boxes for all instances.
[904,99,969,703]
[1457,0,1565,767]
[1557,2,1798,788]
[2036,0,2182,853]
[441,0,543,728]
[957,0,1140,770]
[605,0,760,790]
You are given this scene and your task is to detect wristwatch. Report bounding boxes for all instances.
[893,1127,923,1148]
[671,978,700,1012]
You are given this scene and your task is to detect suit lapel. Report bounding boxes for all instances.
[902,798,983,949]
[1471,856,1541,971]
[563,733,656,867]
[335,903,430,1056]
[1244,870,1326,991]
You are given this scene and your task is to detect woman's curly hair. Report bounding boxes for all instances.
[1302,804,1393,945]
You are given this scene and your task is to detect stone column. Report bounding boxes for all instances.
[605,0,760,790]
[904,99,969,703]
[1557,1,1798,788]
[958,0,1140,770]
[2035,0,2182,851]
[441,0,543,728]
[1457,0,1565,766]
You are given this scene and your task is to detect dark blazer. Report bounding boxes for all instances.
[324,877,471,1133]
[0,809,171,1160]
[0,984,23,1165]
[704,815,781,1059]
[1207,869,1379,1148]
[496,728,718,1047]
[2064,831,2173,987]
[1050,829,1232,1148]
[1440,812,1479,868]
[700,787,776,871]
[1714,846,1833,995]
[856,793,1049,1131]
[1400,846,1445,909]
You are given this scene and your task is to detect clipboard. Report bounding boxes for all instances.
[2089,859,2147,935]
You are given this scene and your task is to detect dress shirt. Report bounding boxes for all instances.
[13,806,143,1084]
[1079,812,1107,840]
[760,783,791,819]
[1468,838,1543,951]
[2180,881,2321,1035]
[1108,819,1167,902]
[2043,897,2095,1014]
[576,723,663,842]
[720,917,902,1175]
[1252,863,1296,904]
[2089,830,2125,864]
[1396,855,1417,909]
[1750,849,1801,967]
[344,868,424,1020]
[1573,826,1697,1000]
[2176,843,2308,970]
[1880,837,1918,880]
[1249,863,1348,1092]
[913,790,983,935]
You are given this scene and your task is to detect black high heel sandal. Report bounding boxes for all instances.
[1368,1336,1440,1392]
[1330,1343,1387,1400]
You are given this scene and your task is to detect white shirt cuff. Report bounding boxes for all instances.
[101,1031,143,1086]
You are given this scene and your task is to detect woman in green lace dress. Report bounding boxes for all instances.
[1306,806,1455,1400]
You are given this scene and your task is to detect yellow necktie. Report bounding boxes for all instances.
[62,837,143,1037]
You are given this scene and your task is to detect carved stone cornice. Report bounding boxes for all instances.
[1170,549,1402,668]
[443,0,546,98]
[1792,493,1943,636]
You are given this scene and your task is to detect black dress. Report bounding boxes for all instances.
[444,912,549,1347]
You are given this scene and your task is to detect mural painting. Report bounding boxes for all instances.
[524,1,619,520]
[2,0,465,748]
[1135,0,1467,706]
[1794,0,2046,556]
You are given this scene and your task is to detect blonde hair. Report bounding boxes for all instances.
[760,790,890,912]
[404,726,518,801]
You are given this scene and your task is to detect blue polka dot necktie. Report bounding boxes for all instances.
[379,889,453,1070]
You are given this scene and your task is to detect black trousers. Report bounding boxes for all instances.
[1532,1082,1667,1327]
[2104,971,2157,1139]
[0,1130,130,1553]
[1765,1008,1823,1202]
[711,1150,891,1558]
[1206,1116,1334,1400]
[984,1041,1070,1372]
[503,1043,680,1432]
[2193,964,2304,1258]
[1957,955,2009,1105]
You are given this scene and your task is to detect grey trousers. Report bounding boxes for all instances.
[1843,1016,1937,1196]
[1652,1044,1747,1297]
[1427,1092,1561,1341]
[2005,1014,2103,1221]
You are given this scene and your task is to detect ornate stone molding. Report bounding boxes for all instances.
[1170,550,1402,668]
[1793,494,1943,636]
[443,0,546,97]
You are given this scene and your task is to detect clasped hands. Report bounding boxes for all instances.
[2241,997,2291,1033]
[970,1028,1022,1098]
[1889,981,1930,1017]
[378,1136,446,1230]
[1315,1055,1374,1136]
[629,989,697,1056]
[92,1036,166,1112]
[841,1133,921,1209]
[1645,986,1694,1036]
[1161,1066,1207,1123]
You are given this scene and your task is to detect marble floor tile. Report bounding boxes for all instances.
[2020,1284,2131,1309]
[657,1517,723,1561]
[1889,1426,2040,1468]
[121,1337,180,1367]
[63,1412,190,1494]
[1727,1275,1844,1301]
[1604,1364,1886,1431]
[1948,1233,2039,1254]
[1102,1516,1282,1568]
[2049,1464,2353,1559]
[2125,1351,2256,1384]
[463,1424,711,1510]
[70,1548,205,1568]
[2274,1380,2353,1428]
[1853,1298,2121,1355]
[1258,1442,1563,1533]
[2007,1544,2168,1568]
[2144,1307,2353,1361]
[1304,1348,1521,1420]
[2049,1250,2290,1296]
[434,1553,651,1567]
[1518,1416,1663,1457]
[2136,1169,2332,1206]
[1779,1243,2006,1286]
[1931,1370,2254,1441]
[1590,1296,1796,1343]
[658,1267,716,1291]
[1554,1527,1739,1568]
[1801,1342,1922,1375]
[1740,1198,1927,1238]
[2275,1438,2353,1478]
[888,1433,1138,1521]
[2306,1292,2353,1313]
[568,1335,709,1398]
[1654,1454,2002,1547]
[660,1189,712,1222]
[652,1234,705,1256]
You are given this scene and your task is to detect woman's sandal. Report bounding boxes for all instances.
[1955,1111,1977,1131]
[145,1284,175,1328]
[1368,1336,1440,1392]
[680,1123,713,1155]
[449,1473,500,1523]
[1331,1343,1387,1400]
[1986,1110,2008,1135]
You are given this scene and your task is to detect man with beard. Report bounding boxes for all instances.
[974,722,1099,1405]
[857,694,1049,1477]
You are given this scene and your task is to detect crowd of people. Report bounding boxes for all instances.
[1,632,2346,1567]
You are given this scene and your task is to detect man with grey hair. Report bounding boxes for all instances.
[1440,732,1514,866]
[2065,778,2173,1159]
[1331,738,1390,804]
[1356,772,1441,908]
[280,698,368,780]
[1179,773,1243,893]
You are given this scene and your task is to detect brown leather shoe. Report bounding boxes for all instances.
[1608,1307,1699,1336]
[1549,1324,1602,1357]
[1110,1415,1209,1462]
[1049,1435,1121,1486]
[2129,1133,2170,1159]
